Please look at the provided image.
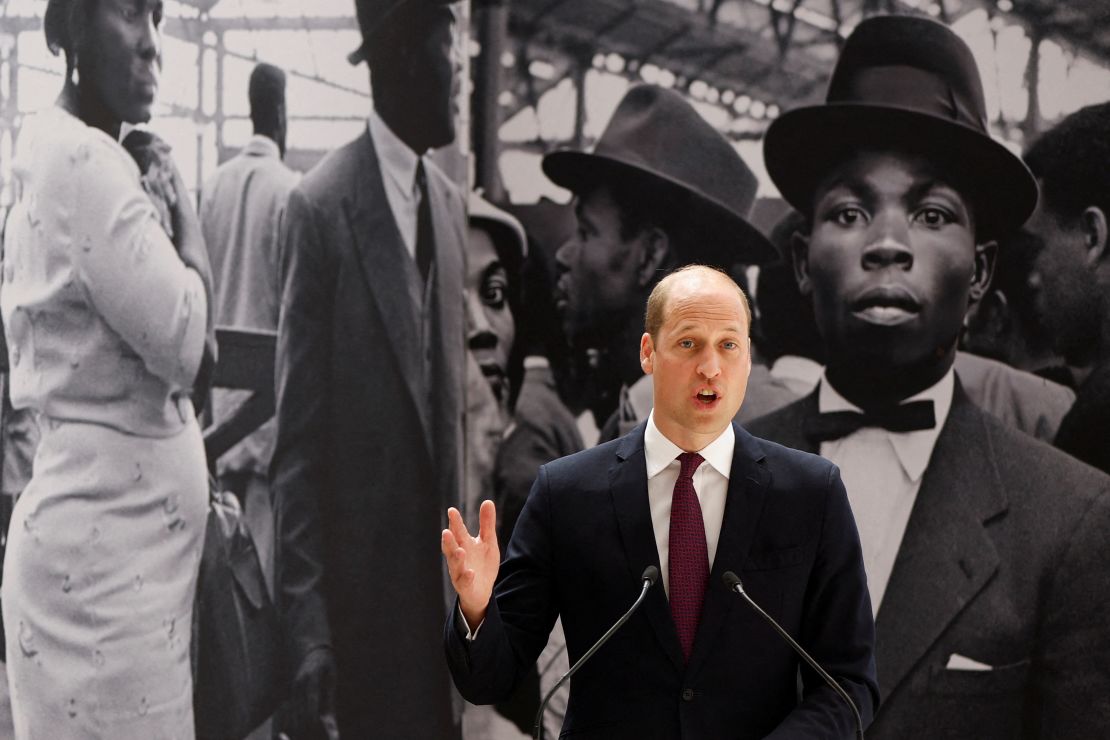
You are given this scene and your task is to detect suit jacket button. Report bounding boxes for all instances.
[681,688,694,702]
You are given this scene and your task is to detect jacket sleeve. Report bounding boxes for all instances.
[766,464,879,739]
[445,463,561,704]
[71,137,207,390]
[270,185,335,669]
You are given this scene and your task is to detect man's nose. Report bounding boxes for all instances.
[861,211,913,271]
[696,349,721,379]
[555,237,577,272]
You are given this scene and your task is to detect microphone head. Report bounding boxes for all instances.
[722,571,743,590]
[641,565,660,586]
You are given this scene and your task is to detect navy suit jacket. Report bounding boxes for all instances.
[446,421,878,739]
[747,383,1110,738]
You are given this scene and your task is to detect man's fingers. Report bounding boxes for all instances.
[446,506,472,545]
[478,499,498,545]
[441,537,473,588]
[441,529,458,558]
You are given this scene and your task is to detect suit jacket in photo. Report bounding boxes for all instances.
[272,128,466,738]
[746,381,1110,739]
[446,421,879,739]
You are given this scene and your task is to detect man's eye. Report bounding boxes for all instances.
[722,341,737,350]
[831,206,866,226]
[914,207,953,227]
[679,339,695,349]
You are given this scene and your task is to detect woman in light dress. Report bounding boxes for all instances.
[0,0,214,737]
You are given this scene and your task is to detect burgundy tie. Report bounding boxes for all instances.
[669,452,708,661]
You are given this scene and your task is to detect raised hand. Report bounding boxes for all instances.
[441,500,500,628]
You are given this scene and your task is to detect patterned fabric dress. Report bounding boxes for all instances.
[0,106,209,739]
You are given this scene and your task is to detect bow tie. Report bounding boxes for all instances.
[804,400,936,442]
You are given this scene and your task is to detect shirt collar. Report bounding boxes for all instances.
[368,107,421,199]
[644,409,735,481]
[817,367,955,482]
[770,355,824,386]
[243,134,281,159]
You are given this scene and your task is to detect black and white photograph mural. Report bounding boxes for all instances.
[0,1,1109,739]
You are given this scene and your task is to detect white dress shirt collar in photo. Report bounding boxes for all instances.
[817,367,954,614]
[368,107,423,259]
[644,410,734,598]
[769,355,823,397]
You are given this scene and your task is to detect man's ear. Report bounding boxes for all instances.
[791,230,813,296]
[967,289,1011,340]
[968,239,998,305]
[1082,206,1108,268]
[637,228,671,288]
[640,332,655,375]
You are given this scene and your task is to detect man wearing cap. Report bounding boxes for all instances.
[748,15,1110,738]
[549,84,777,442]
[442,264,878,739]
[270,0,465,737]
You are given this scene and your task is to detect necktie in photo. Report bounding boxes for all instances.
[414,159,434,284]
[669,452,708,661]
[804,399,936,443]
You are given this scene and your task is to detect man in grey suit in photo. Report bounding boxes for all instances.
[747,15,1110,738]
[270,0,466,737]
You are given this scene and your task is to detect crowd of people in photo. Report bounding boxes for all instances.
[0,0,1109,738]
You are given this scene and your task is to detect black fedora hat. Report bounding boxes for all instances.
[764,15,1037,241]
[543,84,778,265]
[347,0,455,66]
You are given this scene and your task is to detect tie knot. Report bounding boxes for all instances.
[415,159,427,192]
[677,452,704,479]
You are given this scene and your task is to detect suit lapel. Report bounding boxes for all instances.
[609,424,685,672]
[424,162,466,508]
[874,384,1005,700]
[687,423,772,678]
[341,131,432,454]
[762,390,820,454]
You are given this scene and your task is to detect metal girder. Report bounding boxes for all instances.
[769,0,808,60]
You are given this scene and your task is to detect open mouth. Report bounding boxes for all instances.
[478,361,507,400]
[694,389,720,407]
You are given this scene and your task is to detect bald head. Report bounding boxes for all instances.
[645,265,752,342]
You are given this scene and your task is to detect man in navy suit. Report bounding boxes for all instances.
[442,265,878,739]
[748,16,1110,738]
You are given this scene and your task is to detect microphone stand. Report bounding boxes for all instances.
[723,571,864,740]
[533,566,659,740]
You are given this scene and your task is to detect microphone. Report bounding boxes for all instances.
[722,571,864,740]
[533,565,659,740]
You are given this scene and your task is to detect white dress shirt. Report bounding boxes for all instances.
[769,355,823,396]
[644,410,734,597]
[817,369,954,614]
[368,108,423,259]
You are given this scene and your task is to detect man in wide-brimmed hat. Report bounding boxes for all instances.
[550,84,777,441]
[748,15,1110,738]
[270,0,466,737]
